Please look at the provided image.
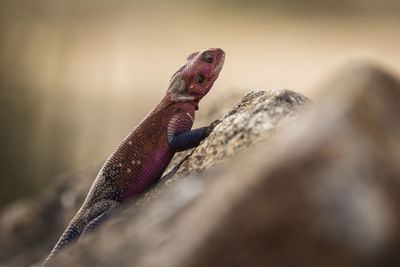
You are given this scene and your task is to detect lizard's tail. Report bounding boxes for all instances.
[43,225,81,266]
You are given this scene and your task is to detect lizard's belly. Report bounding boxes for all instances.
[113,148,175,200]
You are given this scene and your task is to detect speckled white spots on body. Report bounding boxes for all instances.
[130,160,141,166]
[128,141,132,145]
[118,163,122,167]
[127,168,131,173]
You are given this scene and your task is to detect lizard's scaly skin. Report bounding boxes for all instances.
[45,48,225,264]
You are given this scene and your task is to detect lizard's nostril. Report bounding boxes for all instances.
[216,48,221,52]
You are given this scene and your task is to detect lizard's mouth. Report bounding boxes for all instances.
[212,50,225,77]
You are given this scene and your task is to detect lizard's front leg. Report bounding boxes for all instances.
[167,112,219,152]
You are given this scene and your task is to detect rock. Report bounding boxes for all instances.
[46,89,311,267]
[49,62,400,267]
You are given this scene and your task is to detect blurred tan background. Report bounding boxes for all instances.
[0,0,399,207]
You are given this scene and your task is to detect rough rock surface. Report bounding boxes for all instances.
[45,89,310,267]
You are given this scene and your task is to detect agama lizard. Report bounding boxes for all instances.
[44,48,225,264]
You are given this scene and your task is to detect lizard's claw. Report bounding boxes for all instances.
[204,119,221,137]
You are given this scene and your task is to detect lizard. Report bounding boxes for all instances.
[44,48,225,264]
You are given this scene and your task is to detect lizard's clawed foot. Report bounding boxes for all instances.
[205,119,221,137]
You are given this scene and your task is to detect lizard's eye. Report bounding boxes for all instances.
[202,53,213,64]
[197,74,205,84]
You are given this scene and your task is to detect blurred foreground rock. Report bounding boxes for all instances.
[46,89,310,267]
[2,61,400,267]
[0,167,96,267]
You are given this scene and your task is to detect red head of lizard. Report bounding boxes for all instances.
[167,48,225,106]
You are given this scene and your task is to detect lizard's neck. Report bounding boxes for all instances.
[156,93,199,111]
